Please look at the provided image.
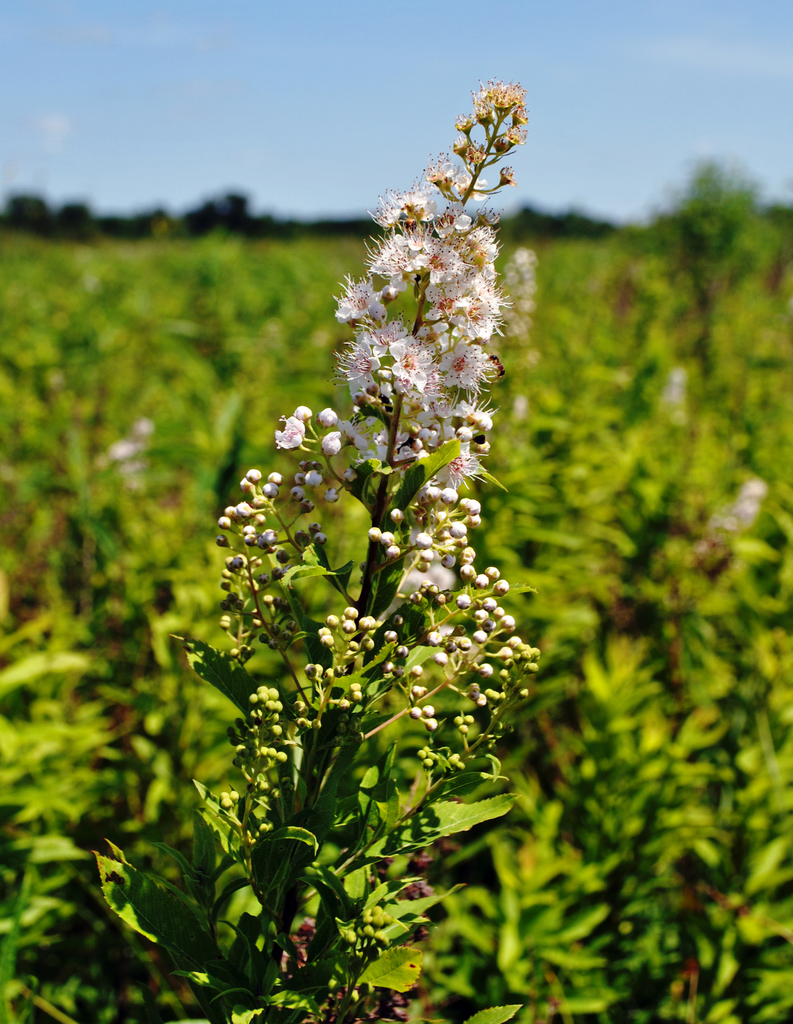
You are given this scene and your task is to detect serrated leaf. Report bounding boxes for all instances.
[359,946,423,992]
[280,564,334,587]
[96,849,219,968]
[178,638,254,714]
[462,1006,522,1024]
[505,583,537,595]
[371,794,516,858]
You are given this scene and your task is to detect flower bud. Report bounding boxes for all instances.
[473,574,489,589]
[485,566,501,581]
[449,522,467,539]
[293,405,313,422]
[424,718,439,732]
[343,467,357,482]
[456,594,472,609]
[390,508,404,523]
[305,470,323,487]
[409,707,422,720]
[479,663,494,678]
[268,472,283,485]
[317,408,338,427]
[325,487,340,503]
[494,580,510,596]
[368,527,382,542]
[468,514,482,528]
[386,544,401,559]
[427,631,441,646]
[460,565,476,581]
[502,616,516,630]
[422,705,435,718]
[440,488,459,506]
[415,532,433,550]
[262,482,279,498]
[433,652,449,666]
[322,432,342,456]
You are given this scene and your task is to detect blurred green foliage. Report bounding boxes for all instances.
[2,166,793,1023]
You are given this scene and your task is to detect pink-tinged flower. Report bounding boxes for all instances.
[367,234,414,282]
[436,443,483,490]
[335,277,380,323]
[415,238,466,285]
[373,185,438,227]
[455,278,503,340]
[440,342,494,392]
[275,415,306,450]
[390,339,436,395]
[336,336,384,393]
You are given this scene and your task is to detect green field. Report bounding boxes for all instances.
[3,176,793,1023]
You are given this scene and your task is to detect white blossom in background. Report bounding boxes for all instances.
[710,478,769,534]
[97,417,154,488]
[661,366,688,424]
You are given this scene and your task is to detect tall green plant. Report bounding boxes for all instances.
[96,81,536,1024]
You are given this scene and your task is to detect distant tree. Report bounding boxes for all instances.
[5,195,53,235]
[655,161,758,366]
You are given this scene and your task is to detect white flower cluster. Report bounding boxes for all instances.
[273,81,528,497]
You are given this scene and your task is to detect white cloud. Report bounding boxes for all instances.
[640,37,793,81]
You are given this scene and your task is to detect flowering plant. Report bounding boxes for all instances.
[97,81,539,1024]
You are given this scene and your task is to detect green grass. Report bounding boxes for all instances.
[2,206,793,1024]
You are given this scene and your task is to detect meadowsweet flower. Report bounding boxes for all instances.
[275,416,306,450]
[335,277,380,323]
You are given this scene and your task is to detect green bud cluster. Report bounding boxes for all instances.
[341,904,394,951]
[417,746,464,773]
[223,686,289,826]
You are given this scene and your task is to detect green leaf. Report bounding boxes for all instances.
[193,810,217,877]
[0,651,91,700]
[280,564,334,587]
[505,583,537,595]
[266,991,321,1015]
[0,871,31,1024]
[303,543,355,597]
[277,590,333,669]
[96,845,219,968]
[370,563,405,620]
[389,438,461,514]
[251,827,318,895]
[478,470,508,493]
[359,947,423,992]
[347,459,380,504]
[136,983,166,1024]
[371,794,516,859]
[178,638,253,714]
[462,1006,523,1024]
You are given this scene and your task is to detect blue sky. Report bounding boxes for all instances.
[2,1,791,221]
